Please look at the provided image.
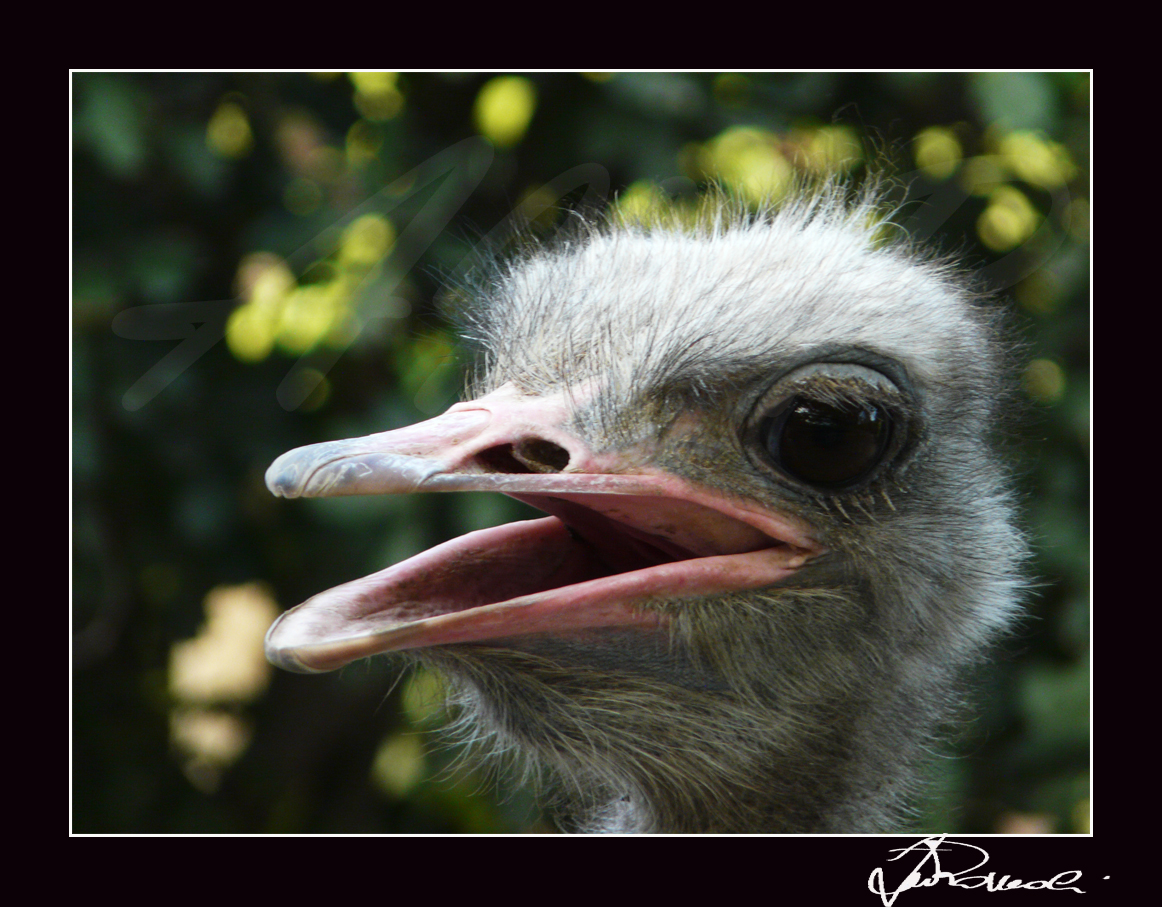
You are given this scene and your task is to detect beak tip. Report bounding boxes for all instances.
[265,645,324,674]
[265,616,327,674]
[265,452,305,498]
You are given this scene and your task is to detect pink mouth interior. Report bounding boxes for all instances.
[265,492,809,673]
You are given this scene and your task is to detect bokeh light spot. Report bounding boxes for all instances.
[1022,358,1067,405]
[914,126,963,180]
[372,734,427,798]
[474,76,537,148]
[999,130,1077,189]
[702,126,792,204]
[206,100,253,159]
[978,185,1039,251]
[350,71,404,121]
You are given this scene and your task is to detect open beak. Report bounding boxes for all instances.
[264,384,823,673]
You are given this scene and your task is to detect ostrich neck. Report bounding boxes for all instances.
[431,604,947,834]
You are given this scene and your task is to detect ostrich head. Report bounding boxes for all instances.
[263,189,1026,833]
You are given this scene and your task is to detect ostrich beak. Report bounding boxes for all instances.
[264,384,823,673]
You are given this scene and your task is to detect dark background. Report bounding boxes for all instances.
[72,71,1089,833]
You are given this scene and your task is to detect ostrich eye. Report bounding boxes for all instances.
[762,397,892,489]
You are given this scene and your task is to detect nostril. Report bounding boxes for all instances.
[514,439,572,473]
[475,440,571,474]
[476,444,530,474]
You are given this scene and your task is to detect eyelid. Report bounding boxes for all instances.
[750,362,904,422]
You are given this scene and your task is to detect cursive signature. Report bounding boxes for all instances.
[868,836,1084,905]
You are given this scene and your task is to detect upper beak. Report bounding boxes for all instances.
[267,383,660,500]
[264,384,823,673]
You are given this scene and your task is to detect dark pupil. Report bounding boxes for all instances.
[765,397,890,488]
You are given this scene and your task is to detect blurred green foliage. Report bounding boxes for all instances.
[72,72,1089,833]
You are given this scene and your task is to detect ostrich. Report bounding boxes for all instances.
[263,188,1026,833]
